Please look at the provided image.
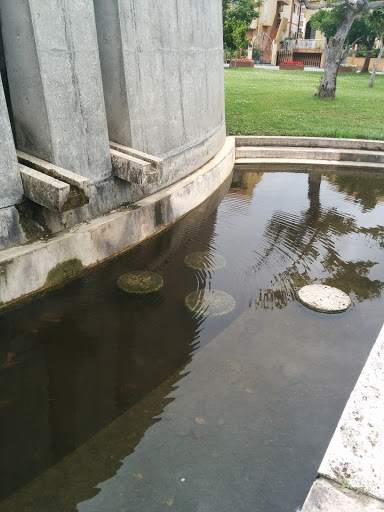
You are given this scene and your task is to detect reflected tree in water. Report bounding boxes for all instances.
[326,173,384,212]
[250,173,384,310]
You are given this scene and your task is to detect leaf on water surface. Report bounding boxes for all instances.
[166,498,174,507]
[132,473,143,480]
[195,417,205,424]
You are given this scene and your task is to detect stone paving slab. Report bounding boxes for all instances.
[319,323,384,498]
[302,324,384,511]
[302,478,384,512]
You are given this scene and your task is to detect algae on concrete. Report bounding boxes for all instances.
[117,271,164,295]
[45,259,84,286]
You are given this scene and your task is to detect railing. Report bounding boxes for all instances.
[284,39,326,51]
[276,47,323,67]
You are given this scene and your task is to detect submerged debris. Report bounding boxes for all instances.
[117,271,164,294]
[185,290,235,316]
[184,251,226,271]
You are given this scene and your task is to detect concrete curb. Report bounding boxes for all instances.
[235,136,384,151]
[302,324,384,511]
[0,137,235,307]
[234,136,384,174]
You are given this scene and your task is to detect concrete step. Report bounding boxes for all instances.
[236,146,384,164]
[235,136,384,152]
[234,157,384,173]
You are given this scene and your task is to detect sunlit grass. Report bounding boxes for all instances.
[225,68,384,140]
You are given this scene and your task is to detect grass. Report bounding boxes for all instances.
[224,68,384,140]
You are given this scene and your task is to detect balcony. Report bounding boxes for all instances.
[285,39,326,50]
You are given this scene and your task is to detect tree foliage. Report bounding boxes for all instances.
[310,7,376,46]
[303,0,384,98]
[222,0,260,51]
[310,7,345,41]
[223,18,249,51]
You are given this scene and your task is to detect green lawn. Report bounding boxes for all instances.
[225,68,384,140]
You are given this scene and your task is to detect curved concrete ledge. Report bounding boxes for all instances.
[302,324,384,511]
[0,137,235,307]
[234,136,384,174]
[235,136,384,152]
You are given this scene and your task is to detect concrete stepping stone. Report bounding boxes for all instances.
[117,271,163,294]
[298,284,351,313]
[185,290,235,316]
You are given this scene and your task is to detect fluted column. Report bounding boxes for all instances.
[0,0,112,183]
[93,0,225,159]
[0,75,23,209]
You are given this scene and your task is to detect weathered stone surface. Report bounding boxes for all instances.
[235,157,384,174]
[0,137,235,306]
[17,151,90,197]
[0,207,26,250]
[1,0,111,183]
[302,478,384,512]
[20,164,89,213]
[109,142,164,170]
[297,285,351,313]
[318,324,384,500]
[235,136,384,152]
[111,150,154,185]
[236,146,384,164]
[19,165,70,212]
[0,76,23,209]
[93,0,226,189]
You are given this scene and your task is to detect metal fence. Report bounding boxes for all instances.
[276,43,324,68]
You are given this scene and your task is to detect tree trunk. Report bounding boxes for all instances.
[360,50,372,73]
[369,40,384,87]
[317,9,357,99]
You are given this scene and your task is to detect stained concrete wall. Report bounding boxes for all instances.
[0,0,112,183]
[0,0,227,256]
[0,76,23,209]
[93,0,226,186]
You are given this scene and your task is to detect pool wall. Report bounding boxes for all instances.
[0,137,235,307]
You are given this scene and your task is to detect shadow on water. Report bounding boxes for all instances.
[0,169,384,511]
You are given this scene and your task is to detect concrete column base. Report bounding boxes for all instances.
[0,137,235,308]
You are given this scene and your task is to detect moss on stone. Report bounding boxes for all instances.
[184,252,226,271]
[45,259,84,286]
[185,290,235,317]
[117,271,164,295]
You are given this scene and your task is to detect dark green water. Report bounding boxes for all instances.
[1,170,384,512]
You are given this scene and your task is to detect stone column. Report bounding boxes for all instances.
[93,0,225,159]
[0,0,112,183]
[0,75,23,209]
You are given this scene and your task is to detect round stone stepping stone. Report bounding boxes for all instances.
[185,290,235,317]
[184,251,226,271]
[297,284,351,313]
[117,271,164,294]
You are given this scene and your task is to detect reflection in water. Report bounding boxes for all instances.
[327,172,384,211]
[248,173,384,310]
[0,176,231,506]
[0,170,384,512]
